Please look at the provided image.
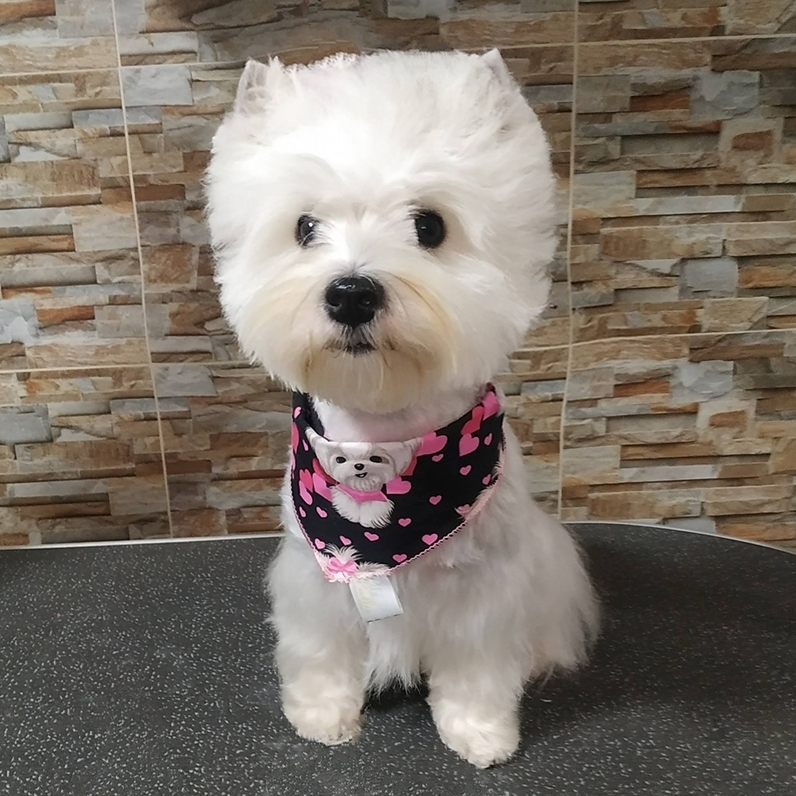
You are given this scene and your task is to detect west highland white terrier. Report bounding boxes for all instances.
[206,49,599,768]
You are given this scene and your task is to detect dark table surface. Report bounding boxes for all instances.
[0,523,794,796]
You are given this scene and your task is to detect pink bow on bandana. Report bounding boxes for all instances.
[326,557,358,579]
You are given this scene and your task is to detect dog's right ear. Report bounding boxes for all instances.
[480,48,514,89]
[234,58,287,115]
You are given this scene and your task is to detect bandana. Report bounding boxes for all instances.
[290,385,505,583]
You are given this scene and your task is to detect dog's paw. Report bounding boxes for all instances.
[432,702,519,768]
[283,698,363,746]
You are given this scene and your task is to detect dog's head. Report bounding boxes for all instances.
[207,50,556,412]
[306,429,416,492]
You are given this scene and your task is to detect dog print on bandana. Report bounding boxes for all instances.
[290,385,506,582]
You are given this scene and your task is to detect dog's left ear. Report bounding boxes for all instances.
[234,58,288,115]
[390,440,419,478]
[481,48,514,88]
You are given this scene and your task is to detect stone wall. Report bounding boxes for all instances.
[0,0,794,546]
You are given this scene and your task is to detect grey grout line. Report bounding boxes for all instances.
[557,1,580,521]
[0,363,154,376]
[0,361,275,377]
[0,361,264,375]
[574,32,796,46]
[553,326,796,347]
[110,0,175,538]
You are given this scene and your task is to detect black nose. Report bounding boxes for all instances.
[324,276,385,328]
[354,463,365,471]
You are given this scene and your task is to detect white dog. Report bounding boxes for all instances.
[206,49,599,768]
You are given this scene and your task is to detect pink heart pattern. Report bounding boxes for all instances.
[432,453,444,462]
[385,477,411,495]
[459,434,479,457]
[417,432,447,457]
[393,554,407,563]
[429,495,442,505]
[339,535,352,546]
[482,388,500,420]
[398,518,412,527]
[316,507,327,518]
[298,482,313,505]
[461,405,484,437]
[312,471,332,501]
[422,534,438,545]
[314,538,325,550]
[460,465,472,476]
[364,531,379,541]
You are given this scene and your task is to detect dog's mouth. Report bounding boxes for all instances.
[344,341,375,355]
[355,472,368,479]
[328,327,376,356]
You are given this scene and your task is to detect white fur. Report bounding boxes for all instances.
[207,49,599,768]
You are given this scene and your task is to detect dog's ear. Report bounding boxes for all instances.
[389,441,419,478]
[481,48,514,88]
[234,58,287,115]
[306,428,336,472]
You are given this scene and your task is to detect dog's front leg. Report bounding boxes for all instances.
[426,644,524,768]
[267,535,368,745]
[428,665,522,768]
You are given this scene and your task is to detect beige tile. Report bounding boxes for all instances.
[578,0,795,41]
[124,65,238,362]
[113,0,577,66]
[115,2,442,66]
[0,72,147,371]
[0,367,169,545]
[440,12,575,50]
[154,362,291,535]
[562,332,796,543]
[715,516,796,543]
[0,0,117,73]
[499,345,568,516]
[572,37,796,343]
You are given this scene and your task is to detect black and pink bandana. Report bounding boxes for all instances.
[290,385,505,582]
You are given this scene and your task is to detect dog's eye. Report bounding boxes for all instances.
[369,456,383,463]
[296,215,319,247]
[335,456,346,464]
[414,211,445,249]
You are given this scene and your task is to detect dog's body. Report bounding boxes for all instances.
[206,49,599,768]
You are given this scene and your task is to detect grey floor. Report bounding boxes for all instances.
[0,524,794,796]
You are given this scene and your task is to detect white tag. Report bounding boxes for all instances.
[349,575,403,623]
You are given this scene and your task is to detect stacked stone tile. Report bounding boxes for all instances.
[0,0,793,545]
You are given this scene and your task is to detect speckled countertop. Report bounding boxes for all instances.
[0,524,794,796]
